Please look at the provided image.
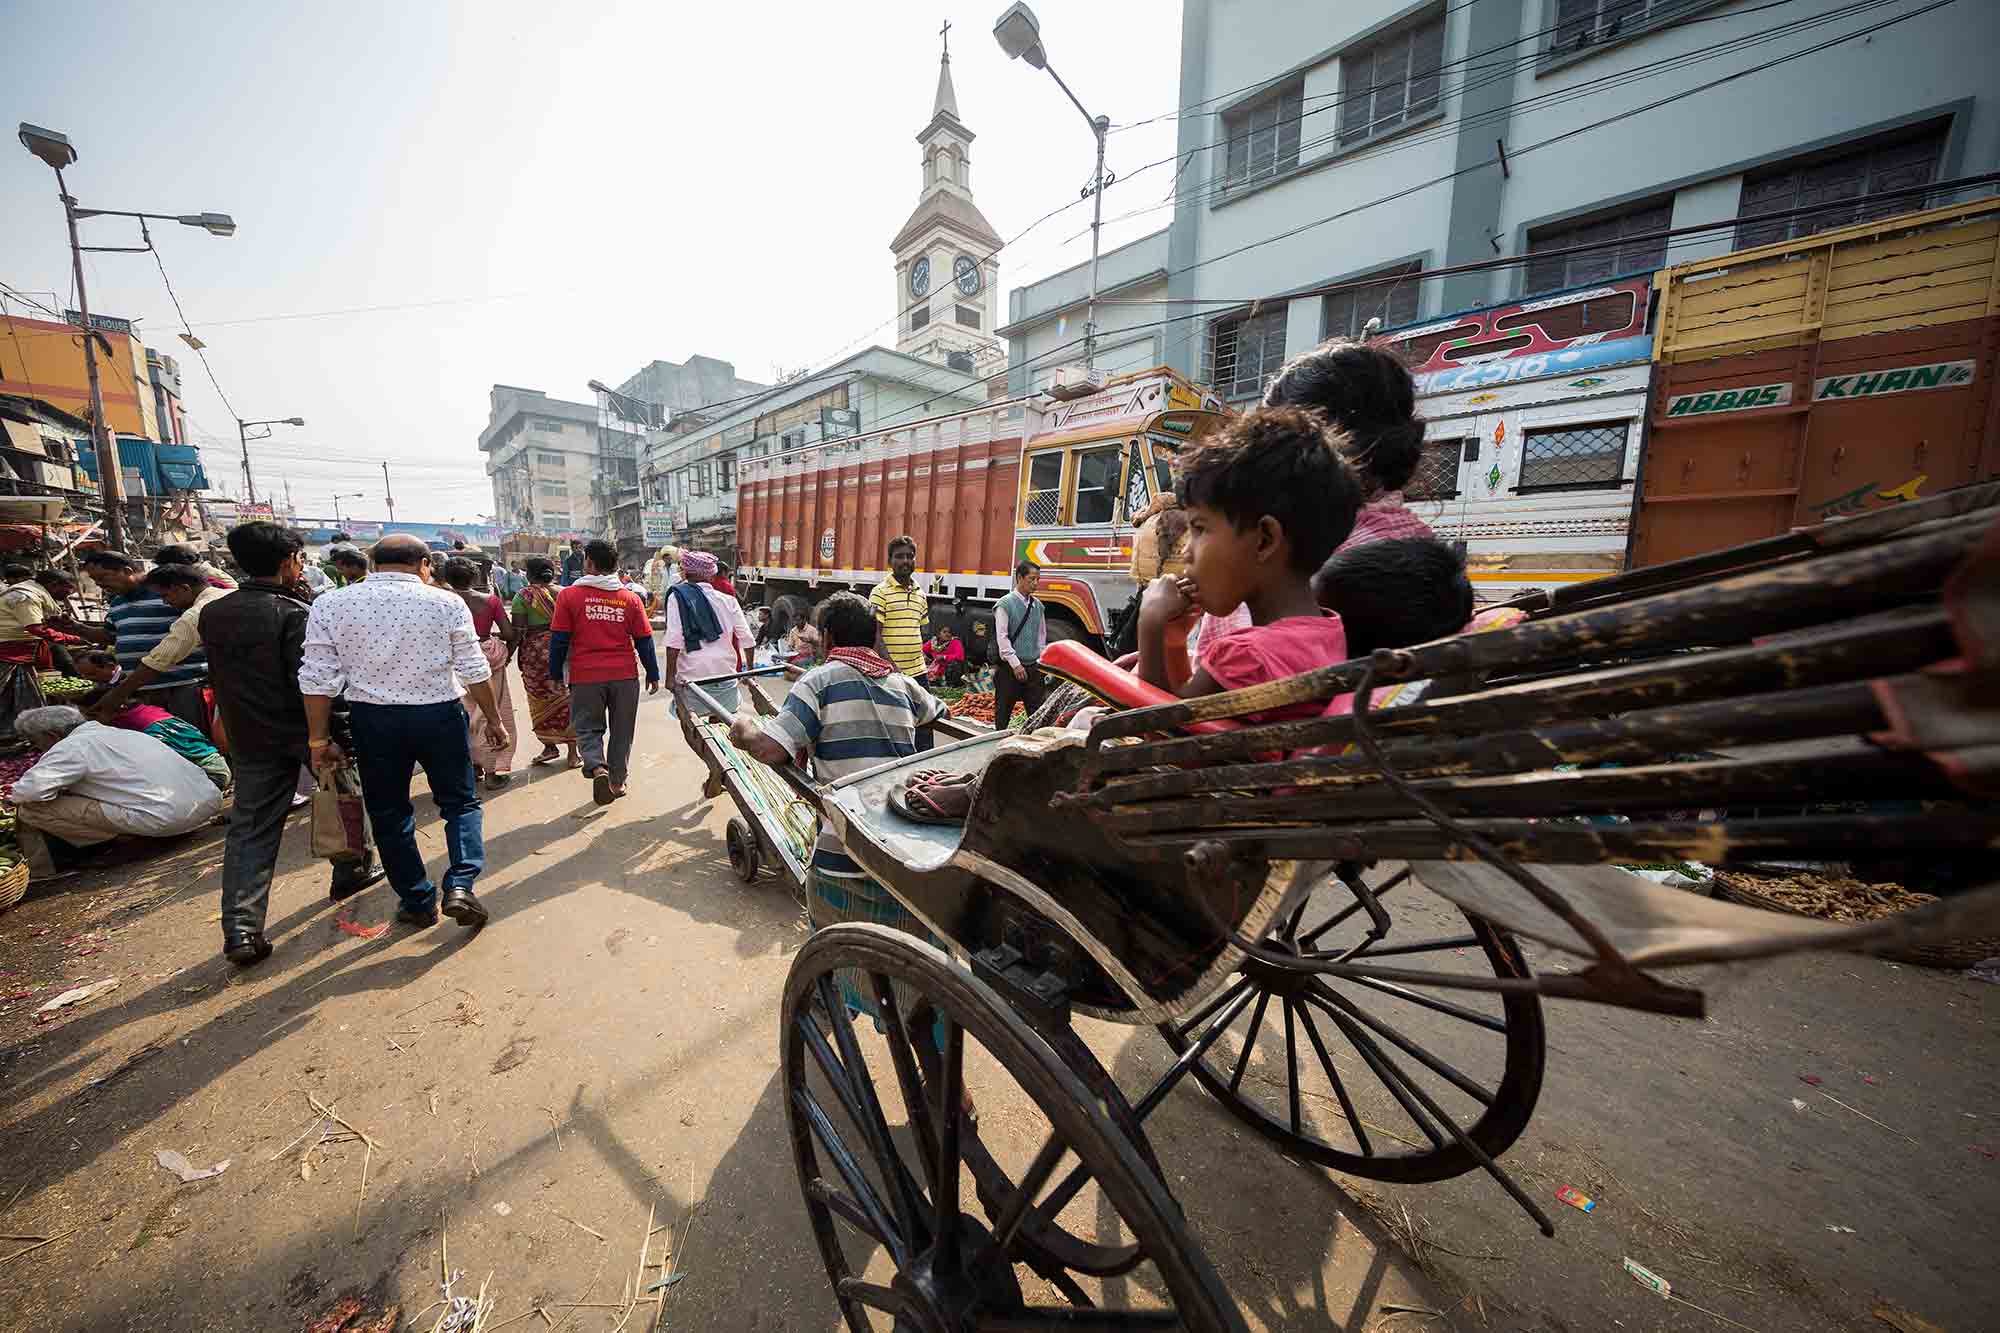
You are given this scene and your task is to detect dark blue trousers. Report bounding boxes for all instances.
[347,700,483,911]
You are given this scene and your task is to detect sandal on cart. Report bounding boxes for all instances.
[889,774,976,825]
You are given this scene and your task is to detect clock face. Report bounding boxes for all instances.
[954,255,980,296]
[909,257,931,297]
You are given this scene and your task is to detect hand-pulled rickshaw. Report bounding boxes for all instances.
[675,482,2000,1332]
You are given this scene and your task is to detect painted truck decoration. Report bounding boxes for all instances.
[735,367,1226,646]
[1370,275,1657,602]
[1633,197,2000,568]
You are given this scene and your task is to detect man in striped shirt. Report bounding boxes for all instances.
[74,552,211,731]
[867,534,928,677]
[729,591,943,937]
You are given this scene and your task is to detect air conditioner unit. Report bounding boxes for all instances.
[1042,363,1107,400]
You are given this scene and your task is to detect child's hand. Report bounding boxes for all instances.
[1140,573,1195,625]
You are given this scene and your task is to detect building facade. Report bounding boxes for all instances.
[479,385,602,540]
[1006,0,1998,405]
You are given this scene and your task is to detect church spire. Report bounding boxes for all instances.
[933,20,960,122]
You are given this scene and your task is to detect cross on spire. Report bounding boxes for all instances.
[940,17,950,58]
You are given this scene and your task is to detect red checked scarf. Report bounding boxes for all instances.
[825,647,896,678]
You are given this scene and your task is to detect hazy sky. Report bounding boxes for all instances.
[3,1,1182,522]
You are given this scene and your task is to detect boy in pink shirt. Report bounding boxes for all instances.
[1136,406,1363,723]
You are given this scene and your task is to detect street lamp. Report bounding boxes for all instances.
[993,4,1111,371]
[18,123,236,551]
[235,416,305,507]
[329,491,366,528]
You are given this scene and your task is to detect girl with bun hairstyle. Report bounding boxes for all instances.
[1263,338,1435,550]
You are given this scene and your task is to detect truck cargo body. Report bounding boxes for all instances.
[1633,198,2000,568]
[1371,276,1657,603]
[736,368,1226,650]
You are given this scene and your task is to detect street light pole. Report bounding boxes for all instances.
[235,415,307,508]
[54,167,126,550]
[994,4,1110,371]
[382,460,396,527]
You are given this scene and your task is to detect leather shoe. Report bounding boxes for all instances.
[440,889,489,929]
[395,904,439,928]
[329,855,387,902]
[224,933,272,967]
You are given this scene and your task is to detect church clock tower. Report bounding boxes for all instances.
[892,25,1005,372]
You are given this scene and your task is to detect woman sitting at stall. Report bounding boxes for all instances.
[924,623,967,687]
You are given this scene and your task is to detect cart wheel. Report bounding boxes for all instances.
[784,924,1245,1333]
[725,816,760,883]
[1157,864,1546,1185]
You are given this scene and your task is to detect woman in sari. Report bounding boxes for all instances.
[510,556,579,768]
[445,557,518,787]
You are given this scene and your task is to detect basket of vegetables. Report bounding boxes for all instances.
[37,672,96,705]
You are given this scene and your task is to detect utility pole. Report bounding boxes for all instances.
[284,479,294,517]
[58,171,128,550]
[238,418,256,505]
[382,460,396,526]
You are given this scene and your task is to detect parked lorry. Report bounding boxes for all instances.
[735,367,1227,650]
[1631,196,2000,567]
[1369,274,1658,602]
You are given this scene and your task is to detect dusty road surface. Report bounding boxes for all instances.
[0,685,1993,1332]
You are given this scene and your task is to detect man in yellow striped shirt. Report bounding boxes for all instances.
[868,535,928,676]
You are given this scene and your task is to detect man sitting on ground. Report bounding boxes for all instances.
[9,704,225,880]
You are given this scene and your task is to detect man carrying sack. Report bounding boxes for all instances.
[200,521,381,967]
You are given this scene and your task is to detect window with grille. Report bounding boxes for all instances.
[1219,79,1303,191]
[536,450,565,466]
[1735,126,1947,250]
[1325,262,1423,340]
[955,305,981,329]
[540,511,568,528]
[538,481,567,497]
[536,419,566,435]
[1406,438,1465,501]
[910,306,930,331]
[720,455,736,492]
[1073,447,1122,525]
[1549,0,1706,57]
[1518,423,1627,492]
[1206,307,1288,400]
[1339,13,1445,147]
[1524,199,1672,295]
[1023,453,1063,527]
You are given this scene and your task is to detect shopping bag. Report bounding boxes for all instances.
[311,765,370,862]
[0,660,47,746]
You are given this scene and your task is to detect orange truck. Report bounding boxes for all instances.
[735,367,1227,648]
[1631,197,2000,567]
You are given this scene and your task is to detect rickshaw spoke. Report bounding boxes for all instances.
[933,1013,965,1266]
[835,1277,915,1316]
[1278,896,1311,942]
[977,1311,1182,1329]
[1303,994,1446,1149]
[870,974,940,1191]
[992,1132,1068,1252]
[1307,995,1556,1236]
[795,1085,909,1266]
[809,1177,894,1248]
[817,975,930,1252]
[1349,934,1482,959]
[1048,1269,1094,1306]
[1294,1001,1372,1156]
[1137,985,1258,1122]
[1226,990,1272,1094]
[1282,1000,1302,1135]
[1331,973,1509,1033]
[1314,985,1497,1108]
[1171,975,1253,1040]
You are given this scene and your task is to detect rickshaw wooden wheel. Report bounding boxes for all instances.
[725,817,760,883]
[1157,865,1546,1185]
[784,924,1245,1333]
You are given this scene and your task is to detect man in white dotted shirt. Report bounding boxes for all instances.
[300,534,511,930]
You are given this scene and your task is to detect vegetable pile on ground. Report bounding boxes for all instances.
[1715,869,1936,923]
[949,690,996,725]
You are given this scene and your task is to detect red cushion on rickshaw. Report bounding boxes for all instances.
[1039,640,1245,735]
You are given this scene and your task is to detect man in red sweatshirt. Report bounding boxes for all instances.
[549,540,659,805]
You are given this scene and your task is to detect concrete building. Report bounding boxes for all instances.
[1000,228,1171,395]
[1005,0,1998,404]
[479,385,601,539]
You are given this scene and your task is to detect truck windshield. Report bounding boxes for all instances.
[1074,447,1121,525]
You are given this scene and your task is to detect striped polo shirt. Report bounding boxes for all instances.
[868,577,928,676]
[106,591,208,688]
[762,661,946,871]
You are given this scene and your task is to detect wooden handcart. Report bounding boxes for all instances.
[681,483,2000,1332]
